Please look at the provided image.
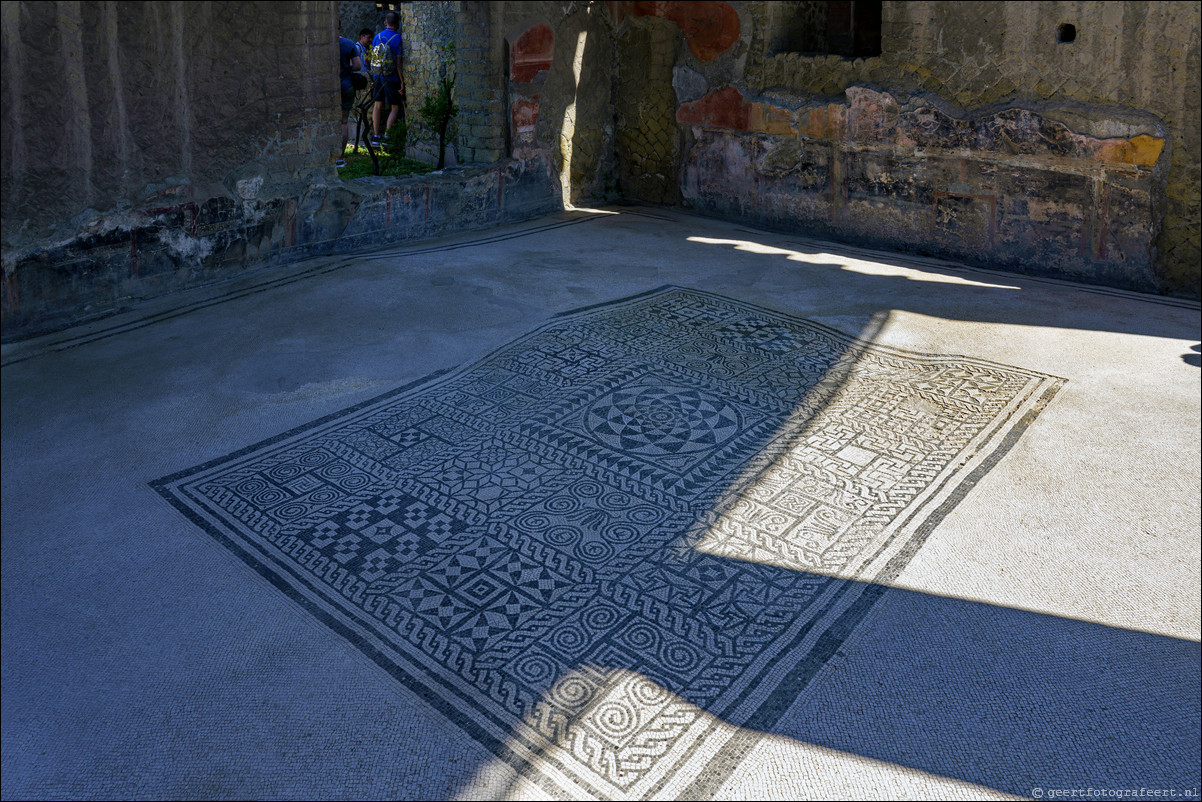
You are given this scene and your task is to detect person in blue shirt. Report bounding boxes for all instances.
[337,35,362,167]
[356,28,373,79]
[369,11,405,147]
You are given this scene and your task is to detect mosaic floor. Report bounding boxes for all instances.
[154,286,1063,798]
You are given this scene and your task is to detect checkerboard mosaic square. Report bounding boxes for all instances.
[154,286,1062,798]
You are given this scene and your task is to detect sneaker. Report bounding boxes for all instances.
[370,135,383,148]
[335,158,346,168]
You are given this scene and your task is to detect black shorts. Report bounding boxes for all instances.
[340,86,356,114]
[372,78,402,107]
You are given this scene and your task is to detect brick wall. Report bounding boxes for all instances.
[615,17,679,203]
[397,1,457,164]
[455,1,506,165]
[399,2,456,114]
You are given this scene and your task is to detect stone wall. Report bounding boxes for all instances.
[399,1,460,165]
[455,1,507,165]
[1,1,345,333]
[491,2,620,205]
[470,0,1200,294]
[668,0,1200,296]
[399,2,457,115]
[337,0,380,42]
[0,1,563,338]
[3,1,1198,338]
[615,16,681,204]
[1,1,341,239]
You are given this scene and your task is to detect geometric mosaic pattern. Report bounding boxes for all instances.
[154,286,1063,798]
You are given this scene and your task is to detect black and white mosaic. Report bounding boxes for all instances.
[154,286,1062,798]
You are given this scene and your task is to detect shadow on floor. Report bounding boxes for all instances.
[4,211,1199,799]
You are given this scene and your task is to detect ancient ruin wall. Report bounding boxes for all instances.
[615,15,681,205]
[0,1,345,332]
[5,1,1195,337]
[1,1,340,246]
[455,0,507,165]
[1,1,564,338]
[673,1,1200,297]
[399,1,458,163]
[494,1,619,205]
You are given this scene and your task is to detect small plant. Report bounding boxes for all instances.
[417,41,458,170]
[381,117,409,171]
[337,145,433,180]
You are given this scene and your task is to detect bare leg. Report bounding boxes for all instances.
[373,101,386,139]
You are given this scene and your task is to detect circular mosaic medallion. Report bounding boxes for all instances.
[584,384,741,457]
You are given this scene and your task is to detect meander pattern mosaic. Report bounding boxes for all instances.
[154,287,1063,798]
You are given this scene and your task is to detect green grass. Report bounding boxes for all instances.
[336,145,435,180]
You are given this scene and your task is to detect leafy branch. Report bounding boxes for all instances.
[417,41,458,170]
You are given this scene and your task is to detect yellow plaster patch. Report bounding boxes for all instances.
[751,103,797,135]
[1097,133,1164,167]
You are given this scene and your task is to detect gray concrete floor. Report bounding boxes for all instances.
[2,206,1199,800]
